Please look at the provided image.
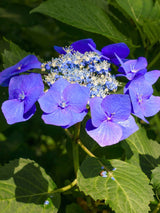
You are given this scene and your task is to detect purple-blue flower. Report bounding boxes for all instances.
[101,43,130,65]
[0,55,41,87]
[38,78,90,128]
[54,39,130,66]
[117,56,148,80]
[1,73,44,124]
[125,77,160,123]
[54,38,96,54]
[86,94,139,147]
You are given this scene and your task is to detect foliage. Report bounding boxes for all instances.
[0,0,160,212]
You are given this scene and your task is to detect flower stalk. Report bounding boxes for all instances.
[72,122,81,174]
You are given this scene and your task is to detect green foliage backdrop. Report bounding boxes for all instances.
[0,0,160,212]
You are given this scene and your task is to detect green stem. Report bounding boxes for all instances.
[65,129,112,173]
[152,202,160,213]
[72,122,81,174]
[49,179,77,194]
[77,139,110,172]
[77,138,96,158]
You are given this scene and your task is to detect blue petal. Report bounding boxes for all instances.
[50,78,70,94]
[38,90,60,113]
[118,57,147,80]
[141,95,160,117]
[85,119,122,147]
[144,70,160,85]
[0,55,41,87]
[8,73,44,113]
[54,39,96,54]
[62,110,87,128]
[63,83,89,112]
[118,115,139,140]
[41,108,72,126]
[89,97,106,127]
[54,46,66,54]
[70,39,96,53]
[1,100,26,124]
[101,43,130,65]
[23,104,36,120]
[38,78,70,113]
[101,94,131,122]
[134,57,148,71]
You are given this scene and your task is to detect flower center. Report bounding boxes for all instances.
[137,94,143,104]
[42,47,119,98]
[59,101,67,109]
[18,91,25,101]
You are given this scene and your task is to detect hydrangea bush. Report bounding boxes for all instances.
[0,37,160,212]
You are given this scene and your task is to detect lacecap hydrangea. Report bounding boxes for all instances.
[1,38,160,147]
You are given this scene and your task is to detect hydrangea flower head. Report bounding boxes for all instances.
[42,39,119,98]
[86,94,139,146]
[0,55,41,87]
[38,78,89,128]
[1,73,44,124]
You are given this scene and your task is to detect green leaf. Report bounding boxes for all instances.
[2,40,30,69]
[122,125,160,177]
[0,158,60,213]
[77,157,153,213]
[31,0,130,44]
[115,0,153,25]
[115,0,160,44]
[151,165,160,195]
[142,1,160,44]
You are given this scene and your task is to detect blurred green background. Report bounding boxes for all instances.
[0,0,160,212]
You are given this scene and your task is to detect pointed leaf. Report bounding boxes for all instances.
[31,0,131,44]
[0,158,60,213]
[2,40,30,69]
[77,157,153,213]
[122,125,160,177]
[115,0,153,25]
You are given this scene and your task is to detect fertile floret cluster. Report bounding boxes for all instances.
[42,48,118,98]
[0,38,160,147]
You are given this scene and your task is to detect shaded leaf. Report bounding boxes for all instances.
[122,125,160,177]
[31,0,131,44]
[142,1,160,44]
[151,165,160,195]
[2,40,30,69]
[115,0,153,25]
[66,203,85,213]
[77,157,153,213]
[0,158,60,213]
[115,0,160,44]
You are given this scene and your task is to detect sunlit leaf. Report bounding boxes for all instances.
[77,157,153,213]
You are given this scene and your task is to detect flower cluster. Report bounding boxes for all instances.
[0,38,160,147]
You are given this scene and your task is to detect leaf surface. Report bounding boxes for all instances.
[0,158,60,213]
[77,157,153,213]
[122,125,160,177]
[31,0,130,43]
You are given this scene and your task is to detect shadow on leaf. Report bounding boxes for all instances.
[79,157,113,178]
[139,154,160,178]
[14,162,48,204]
